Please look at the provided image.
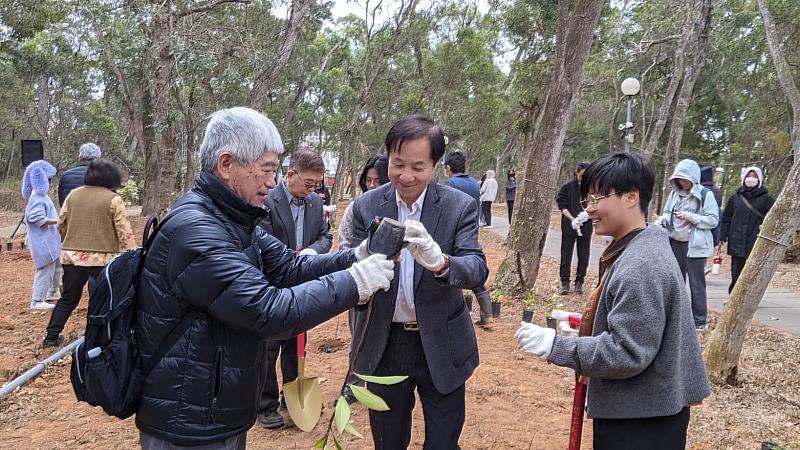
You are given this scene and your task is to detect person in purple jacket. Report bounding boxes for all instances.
[22,160,61,310]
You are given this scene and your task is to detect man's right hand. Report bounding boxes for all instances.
[346,254,395,304]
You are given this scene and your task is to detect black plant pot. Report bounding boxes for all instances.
[546,317,557,330]
[491,301,501,318]
[465,295,473,311]
[522,309,534,323]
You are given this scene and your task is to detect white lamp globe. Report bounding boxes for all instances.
[621,78,641,96]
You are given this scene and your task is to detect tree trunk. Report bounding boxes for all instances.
[704,0,800,386]
[493,0,605,295]
[660,0,713,202]
[640,5,694,162]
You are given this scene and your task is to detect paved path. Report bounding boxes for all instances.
[485,209,800,335]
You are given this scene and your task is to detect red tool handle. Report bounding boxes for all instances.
[297,332,305,358]
[568,380,587,450]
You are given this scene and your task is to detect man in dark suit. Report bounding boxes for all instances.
[349,115,488,449]
[258,148,332,429]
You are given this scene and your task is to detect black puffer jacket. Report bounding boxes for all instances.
[135,171,359,445]
[720,186,775,258]
[57,163,88,206]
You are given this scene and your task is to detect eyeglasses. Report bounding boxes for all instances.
[303,179,322,190]
[580,192,618,211]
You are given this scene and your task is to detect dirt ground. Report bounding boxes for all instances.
[0,208,798,449]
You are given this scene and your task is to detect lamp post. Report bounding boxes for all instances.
[620,77,640,152]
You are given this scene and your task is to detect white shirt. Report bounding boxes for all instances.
[393,189,426,323]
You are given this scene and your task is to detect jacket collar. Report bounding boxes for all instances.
[194,170,268,231]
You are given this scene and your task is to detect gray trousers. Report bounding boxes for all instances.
[669,239,708,327]
[140,431,246,450]
[31,260,61,302]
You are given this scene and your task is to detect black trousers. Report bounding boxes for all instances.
[506,200,514,221]
[259,335,305,413]
[729,255,747,294]
[593,407,690,450]
[46,265,102,339]
[369,324,465,450]
[559,230,591,284]
[480,201,492,226]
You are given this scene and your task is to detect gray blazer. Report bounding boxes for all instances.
[349,181,488,395]
[260,180,332,254]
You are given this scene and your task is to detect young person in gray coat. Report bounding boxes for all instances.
[516,152,710,450]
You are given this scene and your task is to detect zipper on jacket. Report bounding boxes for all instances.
[208,345,223,423]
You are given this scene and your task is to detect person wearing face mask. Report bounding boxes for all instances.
[556,162,593,295]
[658,159,719,330]
[719,166,775,293]
[505,170,517,221]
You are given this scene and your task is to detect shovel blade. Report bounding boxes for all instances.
[283,376,322,432]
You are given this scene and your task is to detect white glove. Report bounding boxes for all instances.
[354,239,370,261]
[346,254,395,303]
[298,248,318,256]
[571,211,589,236]
[323,205,337,213]
[515,322,556,361]
[403,219,446,272]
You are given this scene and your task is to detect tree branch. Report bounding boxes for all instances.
[178,0,250,19]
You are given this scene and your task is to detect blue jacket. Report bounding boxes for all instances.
[24,192,61,269]
[659,159,719,258]
[58,164,88,206]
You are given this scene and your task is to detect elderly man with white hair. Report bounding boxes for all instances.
[134,107,394,449]
[58,142,102,206]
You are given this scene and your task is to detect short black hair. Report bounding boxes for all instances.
[358,155,389,193]
[444,151,466,174]
[385,114,446,163]
[576,161,590,173]
[288,148,325,173]
[580,152,653,216]
[84,159,122,190]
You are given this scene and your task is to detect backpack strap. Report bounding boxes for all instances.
[142,309,202,377]
[699,187,710,209]
[737,193,765,219]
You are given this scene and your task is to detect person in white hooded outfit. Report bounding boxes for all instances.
[658,159,719,330]
[479,170,498,228]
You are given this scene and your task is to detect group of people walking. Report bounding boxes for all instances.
[18,105,778,449]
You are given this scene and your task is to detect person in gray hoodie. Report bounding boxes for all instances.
[658,159,719,329]
[516,152,710,450]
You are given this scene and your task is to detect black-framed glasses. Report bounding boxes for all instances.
[303,179,322,190]
[580,192,617,211]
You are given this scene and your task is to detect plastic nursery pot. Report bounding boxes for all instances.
[521,310,534,323]
[546,317,558,330]
[491,301,501,318]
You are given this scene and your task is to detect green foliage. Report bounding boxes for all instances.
[523,288,536,311]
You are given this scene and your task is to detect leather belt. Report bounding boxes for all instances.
[392,321,419,331]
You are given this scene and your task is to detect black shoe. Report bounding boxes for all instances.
[575,282,583,294]
[42,335,64,349]
[259,411,285,429]
[560,283,570,295]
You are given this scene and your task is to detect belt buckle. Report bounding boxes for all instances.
[403,321,419,331]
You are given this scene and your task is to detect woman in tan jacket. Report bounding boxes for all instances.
[43,159,136,348]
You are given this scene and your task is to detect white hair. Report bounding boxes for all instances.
[199,107,284,171]
[78,143,102,160]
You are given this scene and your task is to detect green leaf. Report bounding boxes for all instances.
[333,434,344,450]
[348,384,390,411]
[313,437,327,448]
[353,373,409,385]
[344,422,364,439]
[334,395,351,433]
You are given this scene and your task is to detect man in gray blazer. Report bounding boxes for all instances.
[258,148,332,429]
[349,115,488,449]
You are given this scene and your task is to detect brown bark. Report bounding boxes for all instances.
[660,0,713,200]
[493,0,605,294]
[640,6,694,162]
[247,0,314,108]
[705,0,800,386]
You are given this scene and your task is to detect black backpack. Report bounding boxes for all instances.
[70,206,201,419]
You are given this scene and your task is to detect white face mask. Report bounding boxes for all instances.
[744,177,759,188]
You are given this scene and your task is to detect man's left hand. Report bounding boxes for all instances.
[403,219,446,272]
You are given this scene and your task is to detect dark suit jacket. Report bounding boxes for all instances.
[260,180,332,253]
[349,181,488,395]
